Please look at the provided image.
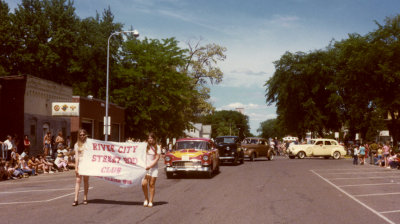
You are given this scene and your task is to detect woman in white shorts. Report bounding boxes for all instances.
[142,132,161,208]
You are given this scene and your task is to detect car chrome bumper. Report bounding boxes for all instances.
[219,156,235,160]
[165,166,211,172]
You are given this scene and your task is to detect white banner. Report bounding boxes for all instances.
[78,138,147,187]
[52,102,79,116]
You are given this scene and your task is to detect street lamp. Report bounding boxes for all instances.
[105,30,139,141]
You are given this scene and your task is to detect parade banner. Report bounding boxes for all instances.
[78,138,147,187]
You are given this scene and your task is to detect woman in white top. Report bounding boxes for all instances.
[142,132,161,208]
[72,129,90,206]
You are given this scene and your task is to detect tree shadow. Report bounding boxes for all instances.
[88,199,168,206]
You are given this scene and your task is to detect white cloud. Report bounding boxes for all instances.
[268,15,300,28]
[219,69,269,88]
[217,102,271,111]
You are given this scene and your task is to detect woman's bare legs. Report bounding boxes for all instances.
[149,177,157,203]
[74,174,81,202]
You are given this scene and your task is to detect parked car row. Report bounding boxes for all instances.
[163,137,346,179]
[163,136,274,179]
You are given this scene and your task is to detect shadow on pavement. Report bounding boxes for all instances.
[88,199,168,206]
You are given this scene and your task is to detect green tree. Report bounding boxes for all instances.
[368,15,400,144]
[200,110,251,140]
[184,39,227,115]
[72,7,123,98]
[113,37,195,140]
[265,50,341,138]
[0,0,15,76]
[258,119,284,140]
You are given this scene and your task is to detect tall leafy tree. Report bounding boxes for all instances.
[72,7,123,98]
[265,50,340,138]
[113,37,195,140]
[0,0,15,76]
[258,119,284,140]
[368,15,400,144]
[184,39,227,115]
[200,110,251,139]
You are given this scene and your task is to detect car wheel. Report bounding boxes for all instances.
[166,172,173,179]
[232,157,238,166]
[206,169,213,178]
[250,152,255,161]
[333,151,341,160]
[289,155,295,159]
[268,153,274,161]
[297,151,305,159]
[215,162,220,173]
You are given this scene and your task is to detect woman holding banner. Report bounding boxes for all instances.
[142,132,161,208]
[72,129,90,206]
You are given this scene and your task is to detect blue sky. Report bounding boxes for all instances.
[5,0,400,134]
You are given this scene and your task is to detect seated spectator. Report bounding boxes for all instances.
[388,153,400,169]
[0,159,8,180]
[10,148,18,163]
[28,156,44,174]
[54,153,68,171]
[19,155,36,176]
[57,144,70,163]
[38,155,55,173]
[5,161,23,179]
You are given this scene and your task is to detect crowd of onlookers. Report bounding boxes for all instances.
[0,132,75,181]
[349,142,400,169]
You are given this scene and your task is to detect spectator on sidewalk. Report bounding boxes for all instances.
[23,135,31,155]
[0,159,8,180]
[54,153,69,171]
[4,135,13,161]
[43,132,51,157]
[6,161,23,179]
[55,131,64,150]
[353,145,359,165]
[19,155,35,176]
[383,142,391,168]
[38,155,55,173]
[359,144,366,165]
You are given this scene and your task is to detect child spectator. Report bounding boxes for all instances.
[54,153,68,171]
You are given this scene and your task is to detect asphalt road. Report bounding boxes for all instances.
[1,156,400,224]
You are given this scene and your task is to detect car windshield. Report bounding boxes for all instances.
[309,140,316,144]
[243,138,258,144]
[176,141,209,150]
[216,137,236,144]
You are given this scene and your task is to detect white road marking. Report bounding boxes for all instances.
[355,192,400,197]
[0,188,75,194]
[339,183,400,187]
[322,171,394,175]
[311,170,396,224]
[0,187,93,205]
[331,176,400,180]
[381,210,400,214]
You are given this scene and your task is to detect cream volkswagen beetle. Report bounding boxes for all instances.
[287,139,346,159]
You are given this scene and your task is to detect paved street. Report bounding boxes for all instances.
[1,157,400,224]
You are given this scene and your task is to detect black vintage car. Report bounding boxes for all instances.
[215,136,244,165]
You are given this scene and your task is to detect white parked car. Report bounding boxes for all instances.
[287,139,346,159]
